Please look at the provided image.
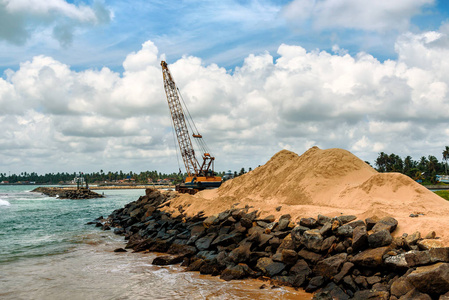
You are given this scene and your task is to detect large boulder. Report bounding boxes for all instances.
[368,229,392,248]
[352,226,368,251]
[372,216,398,233]
[301,229,323,252]
[313,253,347,279]
[256,257,285,277]
[406,262,449,295]
[220,264,251,281]
[195,233,217,251]
[351,246,389,268]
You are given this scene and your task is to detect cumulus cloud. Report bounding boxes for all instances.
[283,0,434,32]
[1,34,449,173]
[0,0,112,46]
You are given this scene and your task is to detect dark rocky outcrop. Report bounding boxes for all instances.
[32,187,104,199]
[92,188,449,299]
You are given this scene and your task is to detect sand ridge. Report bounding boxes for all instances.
[166,147,449,244]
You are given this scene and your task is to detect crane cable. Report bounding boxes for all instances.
[168,105,183,174]
[177,87,213,157]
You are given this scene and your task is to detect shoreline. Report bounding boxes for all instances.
[95,188,449,299]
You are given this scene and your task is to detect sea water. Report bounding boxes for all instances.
[0,186,308,300]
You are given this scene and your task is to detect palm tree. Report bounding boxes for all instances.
[443,146,449,175]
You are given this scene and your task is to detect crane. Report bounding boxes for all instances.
[161,61,222,194]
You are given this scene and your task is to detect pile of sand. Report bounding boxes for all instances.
[167,147,449,244]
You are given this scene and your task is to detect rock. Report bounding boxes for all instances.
[425,231,436,239]
[167,244,197,256]
[417,239,445,250]
[365,217,379,230]
[351,246,390,268]
[342,275,358,292]
[220,264,250,281]
[290,259,312,277]
[385,253,408,269]
[321,235,337,252]
[404,231,421,248]
[331,219,341,231]
[390,276,415,298]
[301,229,323,252]
[297,249,324,263]
[199,263,219,275]
[334,242,346,253]
[354,275,368,289]
[372,216,398,233]
[430,247,449,263]
[319,222,332,236]
[261,215,276,223]
[275,206,282,212]
[305,275,325,292]
[404,250,431,267]
[188,225,206,244]
[281,249,298,265]
[152,255,184,265]
[195,233,217,251]
[333,262,354,283]
[347,220,366,229]
[228,242,252,263]
[277,233,295,251]
[271,275,297,287]
[352,290,389,300]
[352,226,368,251]
[186,258,205,271]
[300,217,317,228]
[203,215,218,228]
[314,253,347,279]
[366,275,381,285]
[256,257,285,277]
[240,217,253,228]
[400,288,432,300]
[258,233,273,247]
[211,232,242,246]
[317,214,332,226]
[277,215,291,231]
[406,262,449,294]
[196,250,218,262]
[315,282,350,300]
[337,215,357,224]
[114,248,127,252]
[337,224,354,237]
[368,229,392,248]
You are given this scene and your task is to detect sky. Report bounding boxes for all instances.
[1,0,449,175]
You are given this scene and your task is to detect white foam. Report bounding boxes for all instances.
[0,199,11,206]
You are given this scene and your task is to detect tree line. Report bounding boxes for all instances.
[374,146,449,184]
[2,146,447,185]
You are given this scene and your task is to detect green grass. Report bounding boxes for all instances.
[435,190,449,200]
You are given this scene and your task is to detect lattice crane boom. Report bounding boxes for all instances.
[161,61,199,177]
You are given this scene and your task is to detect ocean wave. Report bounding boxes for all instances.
[0,199,11,206]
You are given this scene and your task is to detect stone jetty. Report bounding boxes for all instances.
[95,188,449,299]
[32,187,104,199]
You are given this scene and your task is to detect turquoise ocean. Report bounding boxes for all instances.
[0,185,304,300]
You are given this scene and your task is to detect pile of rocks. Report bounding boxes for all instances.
[32,187,104,199]
[98,189,449,299]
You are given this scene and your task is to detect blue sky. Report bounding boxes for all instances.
[1,0,449,174]
[2,0,448,73]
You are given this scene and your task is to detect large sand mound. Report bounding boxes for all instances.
[167,147,449,244]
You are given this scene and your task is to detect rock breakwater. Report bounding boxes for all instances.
[32,187,104,199]
[97,188,449,299]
